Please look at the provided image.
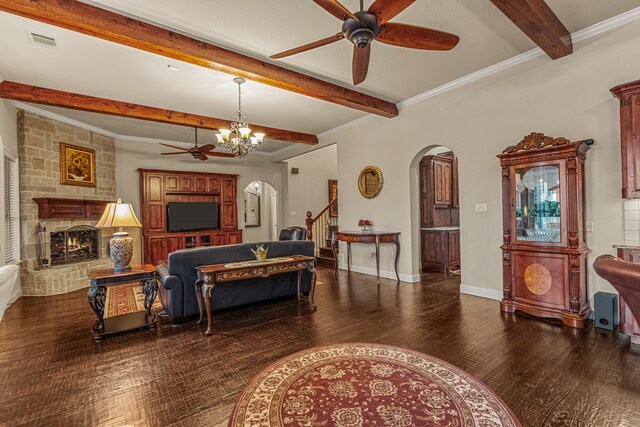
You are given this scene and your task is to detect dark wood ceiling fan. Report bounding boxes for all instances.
[160,128,235,160]
[270,0,459,85]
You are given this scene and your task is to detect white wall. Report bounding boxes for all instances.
[285,144,337,227]
[243,181,277,244]
[0,99,20,303]
[115,138,286,264]
[321,19,640,300]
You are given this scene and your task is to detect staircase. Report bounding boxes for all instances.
[306,198,338,268]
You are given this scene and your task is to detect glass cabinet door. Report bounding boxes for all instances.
[514,165,561,243]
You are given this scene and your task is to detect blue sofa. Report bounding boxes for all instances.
[156,240,315,321]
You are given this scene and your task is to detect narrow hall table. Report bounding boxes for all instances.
[194,255,317,336]
[331,231,401,284]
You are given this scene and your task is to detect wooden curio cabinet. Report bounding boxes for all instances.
[498,133,591,328]
[611,80,640,198]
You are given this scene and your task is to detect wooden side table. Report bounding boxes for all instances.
[331,231,401,284]
[88,264,158,341]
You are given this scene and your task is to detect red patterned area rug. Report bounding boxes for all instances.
[229,343,521,427]
[104,283,162,318]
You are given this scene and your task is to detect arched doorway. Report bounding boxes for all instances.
[243,181,278,242]
[409,145,461,278]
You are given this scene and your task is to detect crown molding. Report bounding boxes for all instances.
[271,6,640,160]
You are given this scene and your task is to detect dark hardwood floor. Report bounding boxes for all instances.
[0,267,639,426]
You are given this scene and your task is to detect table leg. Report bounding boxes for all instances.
[204,283,215,336]
[331,233,338,276]
[140,276,158,324]
[195,278,205,325]
[375,237,380,285]
[394,239,401,282]
[297,269,303,301]
[347,242,352,273]
[308,261,318,311]
[88,282,107,338]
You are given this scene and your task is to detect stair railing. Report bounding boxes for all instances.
[305,198,338,256]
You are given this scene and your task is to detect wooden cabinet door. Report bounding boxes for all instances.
[144,173,165,232]
[165,175,179,192]
[213,233,227,246]
[612,84,640,198]
[421,231,444,272]
[220,202,237,229]
[195,175,207,192]
[179,176,194,192]
[221,178,236,202]
[208,177,221,194]
[166,236,181,254]
[227,231,242,245]
[145,236,167,265]
[447,230,461,270]
[433,158,452,207]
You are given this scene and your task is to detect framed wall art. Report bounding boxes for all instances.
[60,143,96,187]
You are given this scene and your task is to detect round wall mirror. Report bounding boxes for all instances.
[358,166,383,199]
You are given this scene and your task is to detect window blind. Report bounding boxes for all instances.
[4,155,19,263]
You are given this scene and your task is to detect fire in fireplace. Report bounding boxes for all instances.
[50,225,100,266]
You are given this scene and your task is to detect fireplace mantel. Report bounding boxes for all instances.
[33,198,113,220]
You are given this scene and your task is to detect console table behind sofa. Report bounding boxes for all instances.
[156,240,315,321]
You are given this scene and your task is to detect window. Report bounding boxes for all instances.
[4,153,19,263]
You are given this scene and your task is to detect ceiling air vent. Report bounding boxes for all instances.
[27,31,57,47]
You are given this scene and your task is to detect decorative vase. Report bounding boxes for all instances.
[361,226,369,232]
[251,246,268,262]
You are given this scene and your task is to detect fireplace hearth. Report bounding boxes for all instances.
[49,225,100,266]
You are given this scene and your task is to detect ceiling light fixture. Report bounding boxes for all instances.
[167,64,180,71]
[215,77,265,158]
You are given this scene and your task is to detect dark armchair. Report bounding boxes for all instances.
[279,226,308,241]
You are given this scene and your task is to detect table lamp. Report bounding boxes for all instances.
[96,199,143,271]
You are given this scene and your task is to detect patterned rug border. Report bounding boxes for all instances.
[228,342,522,427]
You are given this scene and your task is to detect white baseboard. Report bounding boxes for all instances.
[459,283,502,301]
[338,263,420,283]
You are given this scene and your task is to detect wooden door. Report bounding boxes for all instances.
[145,236,167,265]
[144,173,165,232]
[612,82,640,198]
[227,231,242,245]
[213,233,227,246]
[165,175,179,192]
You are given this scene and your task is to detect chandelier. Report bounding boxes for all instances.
[215,77,265,158]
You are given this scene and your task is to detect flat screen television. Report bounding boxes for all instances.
[167,202,219,232]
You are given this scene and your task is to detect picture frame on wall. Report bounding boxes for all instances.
[59,143,96,187]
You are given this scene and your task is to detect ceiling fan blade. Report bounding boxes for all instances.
[159,143,190,151]
[313,0,359,21]
[352,44,371,86]
[271,33,345,59]
[377,23,459,51]
[198,144,216,153]
[368,0,415,25]
[161,152,190,155]
[198,153,208,161]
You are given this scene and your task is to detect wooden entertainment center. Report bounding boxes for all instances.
[138,169,242,265]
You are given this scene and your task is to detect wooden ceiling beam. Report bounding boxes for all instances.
[0,81,318,145]
[490,0,572,59]
[0,0,398,118]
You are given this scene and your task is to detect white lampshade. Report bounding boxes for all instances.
[96,199,143,229]
[250,137,258,146]
[254,132,265,142]
[215,133,225,143]
[219,129,232,140]
[239,127,251,139]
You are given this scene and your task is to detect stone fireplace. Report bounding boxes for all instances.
[18,110,116,295]
[48,226,101,266]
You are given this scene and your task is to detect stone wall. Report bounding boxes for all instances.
[18,110,116,295]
